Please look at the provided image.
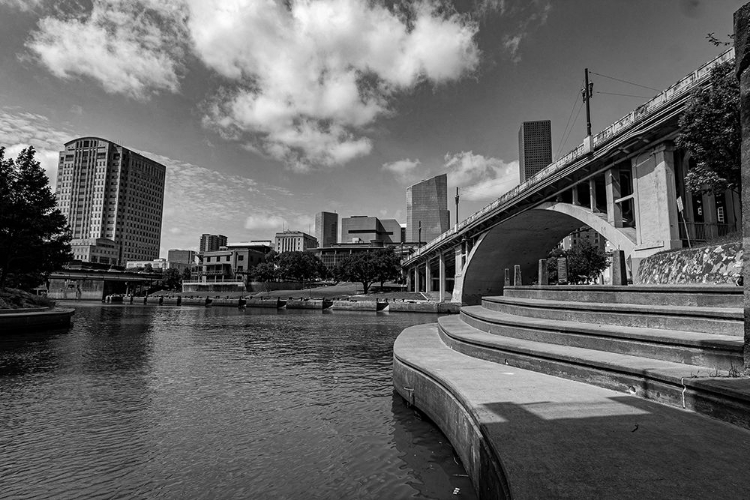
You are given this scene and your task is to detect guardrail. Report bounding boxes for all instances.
[403,48,734,265]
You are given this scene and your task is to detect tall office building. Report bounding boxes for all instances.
[200,234,228,253]
[518,120,552,182]
[315,211,339,247]
[274,231,318,253]
[406,174,450,244]
[55,137,166,265]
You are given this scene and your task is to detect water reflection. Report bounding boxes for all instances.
[0,304,476,499]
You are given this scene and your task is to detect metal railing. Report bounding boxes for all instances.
[403,48,734,265]
[679,221,738,242]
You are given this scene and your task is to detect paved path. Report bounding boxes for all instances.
[394,324,750,499]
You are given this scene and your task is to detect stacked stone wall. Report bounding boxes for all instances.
[635,243,743,285]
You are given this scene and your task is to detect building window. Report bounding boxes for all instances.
[238,255,244,261]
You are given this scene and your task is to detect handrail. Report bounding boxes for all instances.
[403,48,734,265]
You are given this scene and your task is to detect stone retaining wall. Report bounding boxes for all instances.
[635,243,743,284]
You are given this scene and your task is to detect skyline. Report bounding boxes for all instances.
[0,0,745,256]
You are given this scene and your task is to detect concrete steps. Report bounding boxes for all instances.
[438,286,749,429]
[482,296,742,336]
[460,306,743,370]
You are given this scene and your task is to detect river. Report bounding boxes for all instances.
[0,304,476,499]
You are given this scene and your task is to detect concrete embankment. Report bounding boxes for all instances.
[394,323,750,499]
[0,307,75,332]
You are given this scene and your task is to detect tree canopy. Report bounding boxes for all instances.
[0,146,71,289]
[334,249,401,294]
[676,60,741,195]
[275,251,326,283]
[547,239,609,285]
[163,267,182,290]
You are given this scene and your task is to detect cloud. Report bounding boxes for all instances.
[0,109,74,189]
[0,0,44,12]
[382,158,421,184]
[197,0,480,170]
[444,151,519,200]
[499,0,552,63]
[26,0,188,100]
[244,214,288,231]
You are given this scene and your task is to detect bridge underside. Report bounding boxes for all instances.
[459,210,592,305]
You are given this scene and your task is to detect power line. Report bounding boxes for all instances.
[555,90,581,161]
[589,70,659,92]
[595,91,651,99]
[558,99,584,160]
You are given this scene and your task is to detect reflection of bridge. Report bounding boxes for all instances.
[403,49,739,305]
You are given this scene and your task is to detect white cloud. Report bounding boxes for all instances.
[0,109,74,189]
[196,0,480,170]
[444,151,519,200]
[244,214,287,231]
[382,158,421,184]
[26,0,187,100]
[0,0,44,12]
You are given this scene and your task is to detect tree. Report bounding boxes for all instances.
[334,250,401,294]
[275,251,325,286]
[163,267,182,290]
[0,147,71,289]
[181,267,193,281]
[546,240,609,285]
[676,60,741,195]
[251,262,278,292]
[144,263,154,273]
[373,249,401,290]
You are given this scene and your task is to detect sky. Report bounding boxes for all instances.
[0,0,745,256]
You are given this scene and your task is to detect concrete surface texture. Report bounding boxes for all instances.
[394,324,750,500]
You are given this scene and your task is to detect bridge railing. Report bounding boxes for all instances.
[404,48,734,265]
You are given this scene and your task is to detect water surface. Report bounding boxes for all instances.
[0,304,476,499]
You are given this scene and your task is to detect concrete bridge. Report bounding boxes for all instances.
[403,48,739,305]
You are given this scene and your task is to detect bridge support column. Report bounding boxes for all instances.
[425,259,432,293]
[631,142,681,275]
[589,178,598,212]
[413,267,418,293]
[606,168,623,228]
[405,266,412,292]
[438,253,446,302]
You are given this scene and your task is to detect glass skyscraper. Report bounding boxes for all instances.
[406,174,450,244]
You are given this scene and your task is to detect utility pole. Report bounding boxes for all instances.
[455,187,460,226]
[583,68,593,137]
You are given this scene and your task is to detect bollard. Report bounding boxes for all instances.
[513,265,522,286]
[612,250,628,286]
[538,259,548,286]
[504,268,511,286]
[557,257,568,285]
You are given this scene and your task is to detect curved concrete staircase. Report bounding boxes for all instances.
[393,284,750,499]
[439,285,749,428]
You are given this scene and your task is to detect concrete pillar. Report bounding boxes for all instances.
[605,167,623,228]
[631,142,681,271]
[425,260,432,293]
[504,268,511,287]
[438,252,446,302]
[589,177,598,212]
[405,266,412,292]
[734,3,750,373]
[538,259,548,286]
[571,185,581,206]
[612,250,629,286]
[413,267,418,293]
[557,258,568,285]
[513,265,522,286]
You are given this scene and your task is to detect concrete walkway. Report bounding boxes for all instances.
[394,323,750,500]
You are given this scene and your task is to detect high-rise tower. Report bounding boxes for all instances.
[200,234,228,253]
[518,120,552,182]
[314,211,338,247]
[55,137,166,265]
[406,174,450,244]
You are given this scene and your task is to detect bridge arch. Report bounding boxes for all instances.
[456,202,636,305]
